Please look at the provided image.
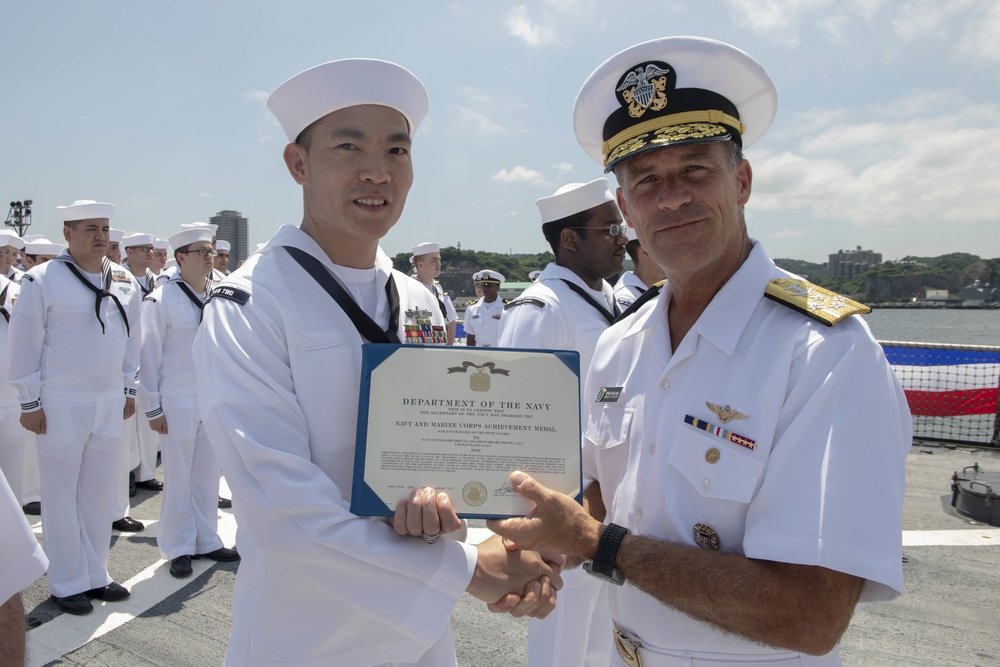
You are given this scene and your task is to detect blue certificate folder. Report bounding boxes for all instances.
[351,344,583,519]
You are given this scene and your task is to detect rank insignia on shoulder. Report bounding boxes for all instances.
[764,277,870,327]
[143,296,157,303]
[210,285,250,305]
[21,274,34,282]
[504,297,545,311]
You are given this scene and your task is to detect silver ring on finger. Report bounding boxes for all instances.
[422,531,441,544]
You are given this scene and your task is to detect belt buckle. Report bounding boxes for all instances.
[613,627,642,667]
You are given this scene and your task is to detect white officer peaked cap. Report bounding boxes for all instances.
[475,270,505,284]
[108,228,124,244]
[267,58,430,144]
[181,222,218,236]
[56,199,116,222]
[123,233,155,248]
[412,241,440,256]
[0,230,24,249]
[25,238,63,256]
[153,238,169,250]
[528,270,541,281]
[574,36,777,172]
[535,177,615,224]
[216,240,231,252]
[169,227,214,251]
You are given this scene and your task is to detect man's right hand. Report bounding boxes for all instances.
[149,415,168,435]
[19,409,45,435]
[467,534,563,618]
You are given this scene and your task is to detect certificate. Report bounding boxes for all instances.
[351,344,582,519]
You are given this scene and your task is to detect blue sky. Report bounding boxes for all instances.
[2,0,998,263]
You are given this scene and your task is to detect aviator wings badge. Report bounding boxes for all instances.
[706,402,749,424]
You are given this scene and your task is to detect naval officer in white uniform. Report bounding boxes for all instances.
[140,226,238,578]
[463,270,504,347]
[8,199,142,615]
[490,36,911,667]
[192,58,562,667]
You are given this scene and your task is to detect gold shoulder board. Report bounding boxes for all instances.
[764,277,870,327]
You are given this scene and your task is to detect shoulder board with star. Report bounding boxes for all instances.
[504,297,546,311]
[209,285,251,306]
[764,277,870,327]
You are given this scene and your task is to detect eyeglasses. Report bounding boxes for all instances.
[129,246,154,253]
[179,248,218,258]
[566,223,627,238]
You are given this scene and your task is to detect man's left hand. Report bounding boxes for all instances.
[123,397,136,420]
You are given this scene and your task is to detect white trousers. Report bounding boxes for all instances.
[528,567,612,667]
[36,397,123,597]
[157,396,223,559]
[135,410,160,482]
[21,430,41,505]
[112,413,138,521]
[0,404,26,503]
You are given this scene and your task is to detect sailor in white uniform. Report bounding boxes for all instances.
[490,36,911,667]
[105,228,124,264]
[151,238,169,283]
[0,272,26,504]
[498,177,627,667]
[140,226,238,578]
[8,200,142,615]
[0,467,48,664]
[612,224,664,310]
[22,239,62,270]
[410,241,456,345]
[214,239,231,276]
[463,270,505,347]
[0,231,26,284]
[193,58,561,667]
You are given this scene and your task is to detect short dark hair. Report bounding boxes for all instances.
[173,243,193,262]
[612,137,744,183]
[295,121,318,151]
[541,209,591,257]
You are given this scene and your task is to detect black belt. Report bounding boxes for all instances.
[284,246,400,344]
[64,260,130,336]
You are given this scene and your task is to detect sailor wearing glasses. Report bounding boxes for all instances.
[497,177,627,667]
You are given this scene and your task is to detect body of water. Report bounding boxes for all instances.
[862,308,1000,347]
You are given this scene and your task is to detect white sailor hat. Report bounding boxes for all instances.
[535,178,615,224]
[528,270,541,281]
[163,258,178,271]
[474,270,504,285]
[267,58,429,144]
[574,36,777,172]
[123,233,155,248]
[412,241,440,256]
[181,222,218,236]
[169,227,214,251]
[25,238,63,256]
[153,238,169,250]
[216,239,231,252]
[0,230,24,249]
[106,228,124,244]
[20,235,44,243]
[56,199,116,222]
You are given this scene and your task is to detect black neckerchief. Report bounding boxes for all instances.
[0,283,9,323]
[559,279,620,325]
[283,246,401,344]
[613,282,663,324]
[59,256,130,336]
[174,278,212,323]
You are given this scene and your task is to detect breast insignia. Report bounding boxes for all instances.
[764,277,870,326]
[706,402,748,424]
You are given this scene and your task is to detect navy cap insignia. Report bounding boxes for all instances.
[616,62,672,119]
[693,522,720,551]
[706,402,748,424]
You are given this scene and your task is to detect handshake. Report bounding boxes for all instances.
[392,470,594,620]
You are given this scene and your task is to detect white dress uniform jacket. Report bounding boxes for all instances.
[498,261,616,667]
[612,270,648,310]
[193,226,478,667]
[0,275,26,500]
[462,297,503,347]
[0,467,48,604]
[584,242,909,666]
[413,277,457,325]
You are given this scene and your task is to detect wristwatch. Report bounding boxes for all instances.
[583,523,629,586]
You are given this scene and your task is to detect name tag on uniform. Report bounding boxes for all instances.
[596,386,623,402]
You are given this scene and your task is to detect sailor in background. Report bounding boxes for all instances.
[0,231,26,283]
[612,224,664,310]
[0,269,27,506]
[410,241,456,345]
[140,226,238,578]
[490,36,910,667]
[151,238,169,283]
[105,228,124,264]
[214,239,231,276]
[8,200,142,615]
[193,57,560,666]
[22,238,62,270]
[463,270,505,347]
[498,177,627,667]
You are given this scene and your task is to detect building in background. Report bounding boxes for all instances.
[210,210,250,271]
[829,245,883,280]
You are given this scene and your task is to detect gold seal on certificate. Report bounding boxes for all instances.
[350,345,582,518]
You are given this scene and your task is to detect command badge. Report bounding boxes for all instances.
[693,522,720,551]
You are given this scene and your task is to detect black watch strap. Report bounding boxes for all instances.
[592,523,629,578]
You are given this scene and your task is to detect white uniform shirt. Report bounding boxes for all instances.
[0,275,21,408]
[463,297,504,347]
[612,270,649,310]
[123,262,158,297]
[0,467,47,604]
[413,277,458,324]
[139,276,207,417]
[498,262,616,385]
[8,252,142,408]
[584,241,910,659]
[193,226,477,667]
[5,266,24,284]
